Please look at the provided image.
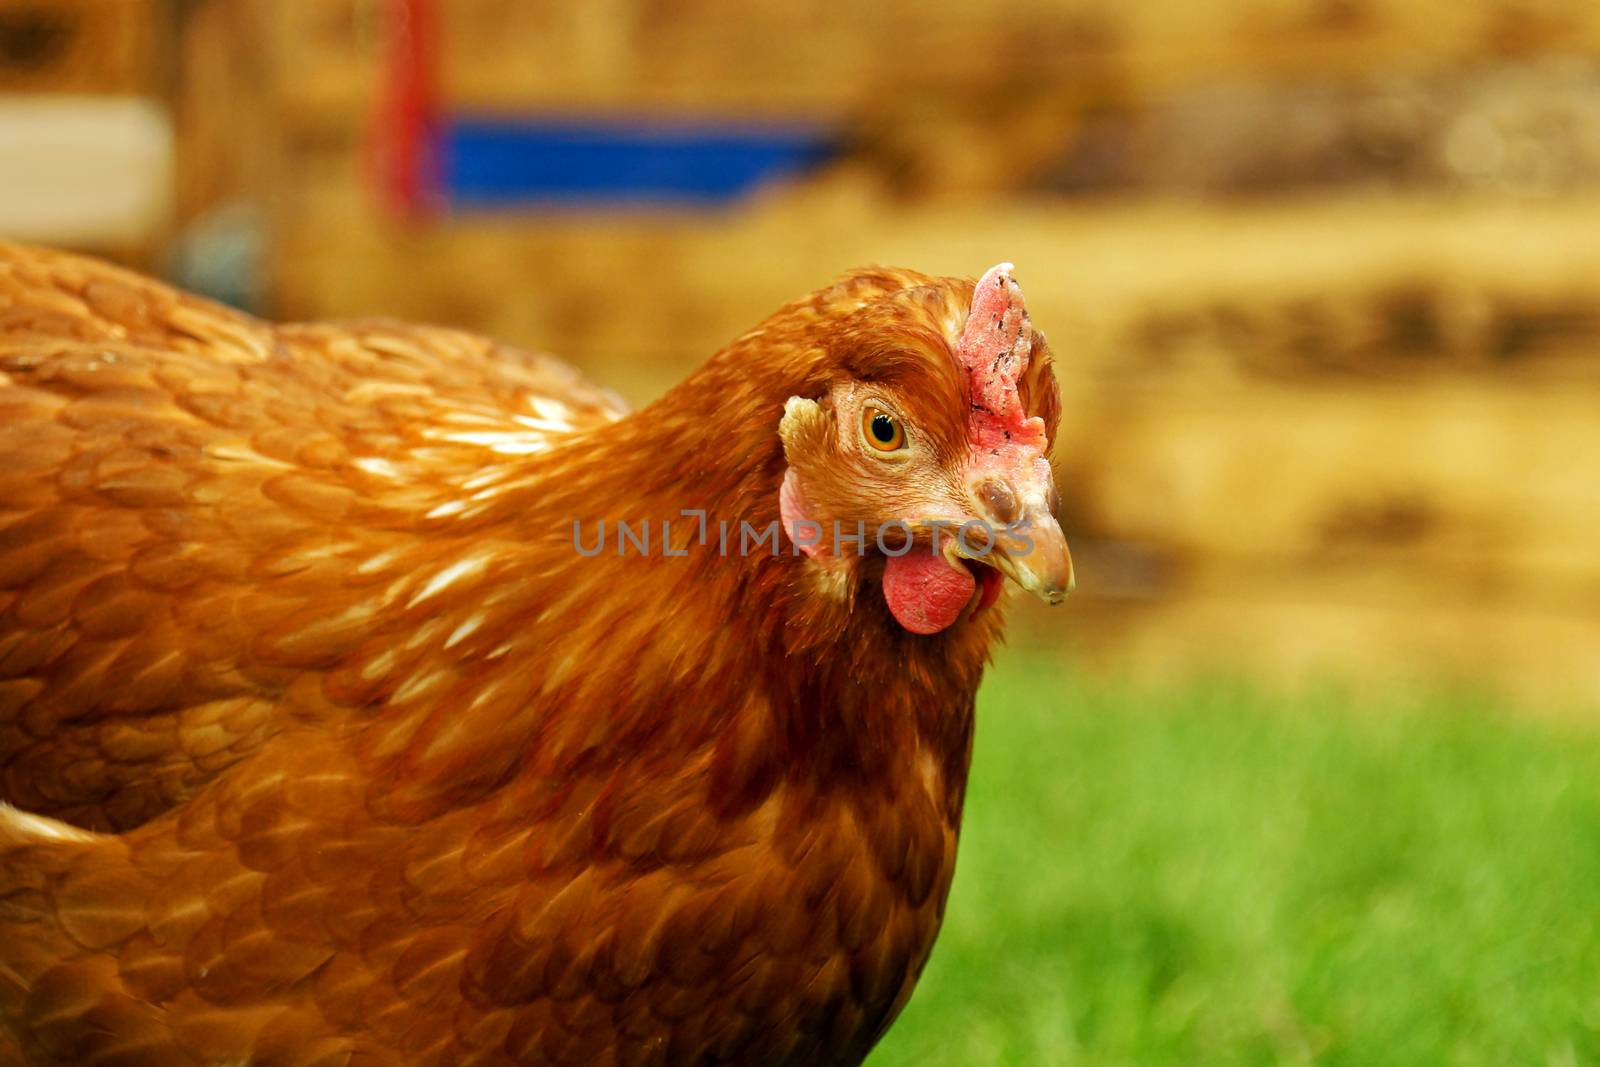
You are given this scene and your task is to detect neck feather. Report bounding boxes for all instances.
[351,343,993,824]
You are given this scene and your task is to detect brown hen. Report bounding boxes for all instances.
[0,243,1071,1066]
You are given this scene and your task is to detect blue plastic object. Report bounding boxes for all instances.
[440,116,838,210]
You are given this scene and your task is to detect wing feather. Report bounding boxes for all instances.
[0,244,626,831]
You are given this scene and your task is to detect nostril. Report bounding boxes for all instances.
[975,477,1019,525]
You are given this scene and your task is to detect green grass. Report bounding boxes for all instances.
[870,661,1600,1067]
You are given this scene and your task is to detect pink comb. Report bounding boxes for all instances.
[958,263,1047,455]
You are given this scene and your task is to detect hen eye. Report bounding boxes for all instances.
[862,406,905,452]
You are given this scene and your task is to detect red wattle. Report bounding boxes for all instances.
[882,552,975,635]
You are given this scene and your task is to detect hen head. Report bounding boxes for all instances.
[765,263,1073,636]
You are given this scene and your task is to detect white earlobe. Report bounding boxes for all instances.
[778,395,828,463]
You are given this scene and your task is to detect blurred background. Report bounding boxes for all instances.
[4,1,1600,1062]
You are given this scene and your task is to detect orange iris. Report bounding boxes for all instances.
[862,406,905,451]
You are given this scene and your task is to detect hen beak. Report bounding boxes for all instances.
[958,465,1075,605]
[986,509,1075,604]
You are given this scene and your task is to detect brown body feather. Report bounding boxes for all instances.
[0,245,1060,1066]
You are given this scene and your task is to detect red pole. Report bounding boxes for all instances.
[370,0,439,221]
